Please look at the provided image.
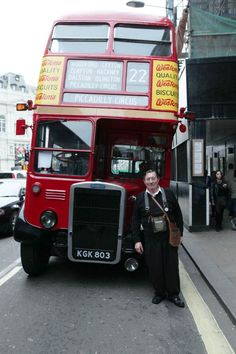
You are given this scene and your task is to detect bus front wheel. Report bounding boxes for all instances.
[21,243,50,276]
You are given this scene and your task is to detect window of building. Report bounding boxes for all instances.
[0,115,6,132]
[20,85,26,92]
[9,145,14,155]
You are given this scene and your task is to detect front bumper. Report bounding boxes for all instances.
[14,205,136,262]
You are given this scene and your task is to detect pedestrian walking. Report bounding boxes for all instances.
[132,170,185,307]
[211,170,229,231]
[225,164,236,230]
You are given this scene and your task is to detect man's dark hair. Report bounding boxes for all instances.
[143,169,161,179]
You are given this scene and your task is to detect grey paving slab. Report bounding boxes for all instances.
[182,227,236,324]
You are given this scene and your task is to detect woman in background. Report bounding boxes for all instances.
[211,170,229,231]
[225,164,236,230]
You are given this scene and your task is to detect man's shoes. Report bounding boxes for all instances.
[152,295,164,304]
[168,295,185,308]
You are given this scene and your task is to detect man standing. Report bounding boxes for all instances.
[132,170,185,307]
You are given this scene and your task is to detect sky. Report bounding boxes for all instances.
[0,0,170,87]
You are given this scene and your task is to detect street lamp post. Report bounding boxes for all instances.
[166,0,174,22]
[126,1,174,23]
[126,1,145,7]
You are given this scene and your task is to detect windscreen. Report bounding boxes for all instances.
[34,120,92,176]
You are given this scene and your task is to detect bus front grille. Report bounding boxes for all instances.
[70,186,122,263]
[74,188,120,225]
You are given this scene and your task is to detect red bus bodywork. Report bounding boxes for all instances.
[14,10,180,275]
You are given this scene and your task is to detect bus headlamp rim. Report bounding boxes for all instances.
[40,210,57,229]
[124,257,139,272]
[32,182,42,194]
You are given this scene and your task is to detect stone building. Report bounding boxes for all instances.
[0,73,35,170]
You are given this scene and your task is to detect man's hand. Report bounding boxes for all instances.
[135,242,144,254]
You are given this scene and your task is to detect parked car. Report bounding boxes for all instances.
[0,179,26,236]
[0,170,27,179]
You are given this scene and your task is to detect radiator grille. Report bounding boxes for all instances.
[74,188,120,225]
[72,188,121,261]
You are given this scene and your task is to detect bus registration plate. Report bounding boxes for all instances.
[76,248,113,261]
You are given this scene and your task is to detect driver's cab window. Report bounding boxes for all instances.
[34,120,92,176]
[111,144,165,177]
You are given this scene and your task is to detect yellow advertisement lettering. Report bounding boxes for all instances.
[151,60,178,112]
[35,56,65,105]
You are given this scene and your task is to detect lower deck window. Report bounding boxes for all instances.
[35,151,90,176]
[111,144,165,177]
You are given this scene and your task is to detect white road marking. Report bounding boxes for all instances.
[0,259,22,287]
[180,261,235,354]
[0,257,21,278]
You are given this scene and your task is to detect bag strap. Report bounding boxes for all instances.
[144,191,150,211]
[144,188,168,211]
[160,187,169,211]
[151,195,171,224]
[144,189,171,223]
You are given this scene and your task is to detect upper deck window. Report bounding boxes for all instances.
[50,24,109,54]
[114,25,172,57]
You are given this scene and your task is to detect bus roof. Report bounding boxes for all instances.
[55,10,173,28]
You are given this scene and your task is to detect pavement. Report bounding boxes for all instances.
[182,215,236,324]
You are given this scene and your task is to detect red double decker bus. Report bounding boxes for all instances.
[15,10,180,275]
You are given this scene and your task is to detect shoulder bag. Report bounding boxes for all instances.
[150,191,181,247]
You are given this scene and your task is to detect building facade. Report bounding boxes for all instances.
[172,0,236,231]
[0,73,35,170]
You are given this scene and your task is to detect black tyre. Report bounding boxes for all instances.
[21,243,50,276]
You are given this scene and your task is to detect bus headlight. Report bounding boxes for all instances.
[40,210,57,229]
[124,258,139,272]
